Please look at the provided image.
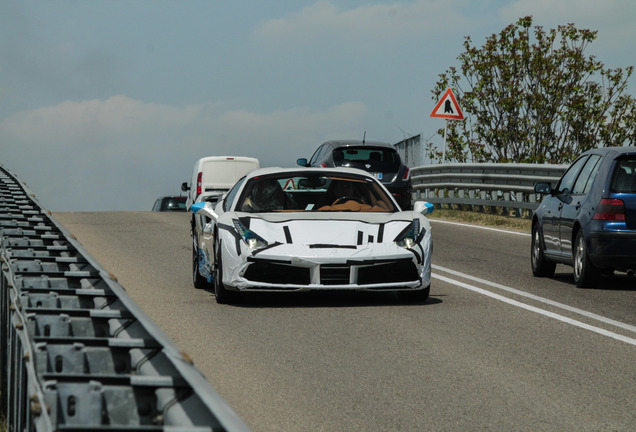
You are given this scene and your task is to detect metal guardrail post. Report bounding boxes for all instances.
[0,165,253,431]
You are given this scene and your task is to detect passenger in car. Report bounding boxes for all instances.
[242,179,288,211]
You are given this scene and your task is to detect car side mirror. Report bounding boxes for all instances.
[191,202,218,220]
[297,158,308,167]
[413,201,434,215]
[181,182,190,192]
[534,182,552,194]
[202,223,213,234]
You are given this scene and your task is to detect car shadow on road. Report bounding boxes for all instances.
[551,269,636,291]
[204,289,444,308]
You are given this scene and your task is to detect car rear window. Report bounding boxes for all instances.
[332,147,400,172]
[611,158,636,193]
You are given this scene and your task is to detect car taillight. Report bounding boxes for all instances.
[196,172,202,196]
[402,166,410,181]
[320,163,327,168]
[593,198,626,221]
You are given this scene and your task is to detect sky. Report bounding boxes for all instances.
[1,0,635,212]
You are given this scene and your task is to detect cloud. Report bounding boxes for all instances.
[0,96,368,211]
[1,95,203,147]
[255,0,472,46]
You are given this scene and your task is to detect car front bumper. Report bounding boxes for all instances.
[220,238,432,292]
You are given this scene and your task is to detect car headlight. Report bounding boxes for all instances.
[394,219,421,249]
[233,219,268,250]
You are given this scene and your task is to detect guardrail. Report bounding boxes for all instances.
[410,162,568,217]
[0,165,252,431]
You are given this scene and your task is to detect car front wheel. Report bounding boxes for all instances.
[192,234,209,289]
[531,222,556,277]
[214,240,237,304]
[573,231,599,288]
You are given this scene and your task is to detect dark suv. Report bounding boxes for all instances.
[297,140,412,209]
[532,146,636,287]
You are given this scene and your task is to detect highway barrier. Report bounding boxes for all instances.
[0,165,252,431]
[411,162,568,217]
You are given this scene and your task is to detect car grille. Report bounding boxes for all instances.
[243,262,310,285]
[320,265,350,285]
[317,259,420,286]
[243,259,419,286]
[357,259,419,285]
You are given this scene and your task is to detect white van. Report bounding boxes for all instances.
[182,156,260,210]
[182,156,259,289]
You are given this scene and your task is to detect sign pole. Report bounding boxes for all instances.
[442,120,448,163]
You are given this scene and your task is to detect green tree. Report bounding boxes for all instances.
[431,16,636,164]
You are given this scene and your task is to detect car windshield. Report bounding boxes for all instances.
[235,173,396,213]
[162,197,187,211]
[332,146,400,171]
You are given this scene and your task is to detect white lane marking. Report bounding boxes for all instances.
[433,264,636,334]
[432,271,636,346]
[429,218,531,237]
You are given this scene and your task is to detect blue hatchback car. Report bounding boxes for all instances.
[532,146,636,287]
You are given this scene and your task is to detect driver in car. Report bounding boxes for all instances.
[317,179,369,211]
[330,180,359,203]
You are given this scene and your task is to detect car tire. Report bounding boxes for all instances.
[531,222,556,277]
[192,234,209,289]
[399,285,430,302]
[573,231,599,288]
[214,240,237,304]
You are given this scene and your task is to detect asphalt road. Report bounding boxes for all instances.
[54,211,636,432]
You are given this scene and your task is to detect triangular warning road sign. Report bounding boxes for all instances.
[430,88,464,120]
[283,178,297,190]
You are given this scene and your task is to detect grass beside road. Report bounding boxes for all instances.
[426,207,533,234]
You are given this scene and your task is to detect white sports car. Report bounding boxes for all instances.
[191,167,434,303]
